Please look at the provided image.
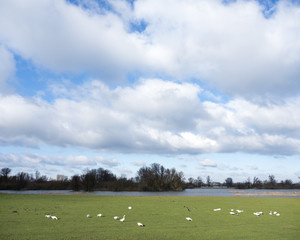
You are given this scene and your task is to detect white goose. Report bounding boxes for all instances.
[137,222,144,227]
[120,215,126,222]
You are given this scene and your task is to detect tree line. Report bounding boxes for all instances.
[0,163,185,191]
[0,164,299,191]
[186,175,300,189]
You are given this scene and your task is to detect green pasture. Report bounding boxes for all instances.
[0,194,299,240]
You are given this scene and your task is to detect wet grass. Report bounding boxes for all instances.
[0,194,299,239]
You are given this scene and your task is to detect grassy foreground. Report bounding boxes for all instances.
[0,194,299,240]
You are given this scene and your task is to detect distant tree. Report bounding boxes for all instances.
[0,168,11,180]
[278,179,293,189]
[16,172,30,190]
[245,177,252,188]
[187,177,195,187]
[81,169,97,191]
[284,179,293,186]
[252,176,262,188]
[267,175,277,188]
[137,163,160,191]
[206,176,211,187]
[168,168,185,191]
[224,177,233,188]
[71,175,81,191]
[196,177,203,187]
[96,168,116,183]
[35,170,40,181]
[137,163,184,191]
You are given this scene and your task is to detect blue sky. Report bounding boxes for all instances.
[1,0,300,183]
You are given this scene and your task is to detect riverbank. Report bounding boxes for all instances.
[229,190,300,197]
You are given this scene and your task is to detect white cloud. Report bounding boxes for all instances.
[95,157,119,167]
[131,161,146,166]
[66,155,93,165]
[133,0,300,97]
[199,159,217,168]
[0,0,299,97]
[1,78,300,155]
[0,0,169,79]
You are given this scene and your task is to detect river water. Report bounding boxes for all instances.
[1,188,300,197]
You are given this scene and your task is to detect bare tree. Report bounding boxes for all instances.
[268,175,276,187]
[252,176,262,188]
[1,168,11,180]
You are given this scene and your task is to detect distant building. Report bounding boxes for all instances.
[57,174,68,181]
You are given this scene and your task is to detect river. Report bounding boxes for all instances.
[1,188,300,197]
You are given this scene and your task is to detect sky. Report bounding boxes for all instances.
[1,0,300,183]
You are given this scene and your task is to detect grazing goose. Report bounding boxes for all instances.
[137,222,144,227]
[120,215,126,222]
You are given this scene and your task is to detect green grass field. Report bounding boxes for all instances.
[0,194,299,240]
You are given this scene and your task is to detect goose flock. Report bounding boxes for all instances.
[212,208,281,217]
[44,205,281,226]
[45,206,145,227]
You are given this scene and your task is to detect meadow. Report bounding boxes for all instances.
[0,193,299,240]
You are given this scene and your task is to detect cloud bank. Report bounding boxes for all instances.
[0,0,299,97]
[1,78,300,155]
